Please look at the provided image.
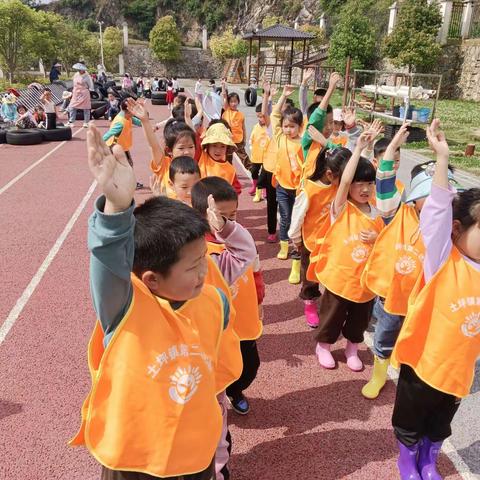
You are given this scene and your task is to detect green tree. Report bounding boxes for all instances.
[299,24,326,50]
[210,28,249,61]
[103,26,123,72]
[0,0,35,78]
[262,15,285,28]
[149,16,181,62]
[384,0,442,72]
[328,0,377,72]
[82,32,101,69]
[123,0,157,39]
[28,11,67,65]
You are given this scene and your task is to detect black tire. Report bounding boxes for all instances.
[112,85,122,92]
[91,100,107,110]
[0,129,6,144]
[6,129,43,146]
[92,104,108,119]
[90,90,101,100]
[40,126,72,142]
[151,91,167,100]
[151,98,167,106]
[178,87,185,93]
[245,87,257,107]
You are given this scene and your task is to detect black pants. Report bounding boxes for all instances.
[250,163,262,180]
[101,459,215,479]
[315,289,373,344]
[257,170,277,235]
[226,340,260,400]
[46,112,56,130]
[299,243,320,300]
[392,364,461,447]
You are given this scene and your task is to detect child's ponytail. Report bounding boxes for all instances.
[310,146,351,182]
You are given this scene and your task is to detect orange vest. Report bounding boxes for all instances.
[392,248,480,398]
[301,180,337,252]
[150,156,175,198]
[198,151,236,186]
[361,204,424,316]
[204,255,243,392]
[315,202,384,303]
[250,123,270,165]
[274,136,303,190]
[222,109,244,144]
[70,275,223,477]
[302,142,322,182]
[207,242,262,340]
[105,114,133,152]
[263,135,278,173]
[330,133,348,148]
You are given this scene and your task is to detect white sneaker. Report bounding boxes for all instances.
[65,122,73,127]
[83,123,88,128]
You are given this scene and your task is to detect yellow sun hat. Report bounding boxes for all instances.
[201,122,236,148]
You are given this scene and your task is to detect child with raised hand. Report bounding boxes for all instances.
[71,125,230,480]
[288,147,351,328]
[198,122,242,194]
[271,84,304,279]
[314,130,383,371]
[390,120,479,480]
[191,177,259,480]
[221,80,251,169]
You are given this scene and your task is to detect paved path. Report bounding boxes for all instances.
[0,84,478,479]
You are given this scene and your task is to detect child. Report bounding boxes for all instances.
[167,155,201,204]
[166,80,175,110]
[172,76,179,94]
[248,102,271,201]
[390,119,479,480]
[121,73,133,90]
[191,177,259,480]
[221,81,251,169]
[15,105,37,129]
[270,84,304,280]
[314,130,383,371]
[198,122,242,195]
[40,88,56,130]
[103,96,143,189]
[33,105,46,127]
[107,92,119,121]
[1,93,18,124]
[288,147,351,327]
[361,124,461,400]
[60,91,72,113]
[71,125,230,480]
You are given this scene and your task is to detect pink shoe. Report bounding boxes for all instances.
[248,179,257,196]
[267,233,277,243]
[316,342,335,369]
[304,300,319,328]
[262,189,267,199]
[345,341,363,371]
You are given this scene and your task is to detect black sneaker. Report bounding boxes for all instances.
[228,394,250,415]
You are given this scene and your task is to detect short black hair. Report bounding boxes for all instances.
[172,101,198,121]
[373,137,401,160]
[208,118,232,131]
[132,196,209,276]
[255,103,263,113]
[285,98,295,108]
[227,92,240,104]
[191,176,238,216]
[310,147,351,182]
[314,88,327,97]
[282,106,303,127]
[307,102,332,120]
[453,188,480,229]
[174,94,187,106]
[169,155,200,182]
[163,120,196,151]
[352,157,376,183]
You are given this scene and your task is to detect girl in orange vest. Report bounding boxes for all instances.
[221,80,251,170]
[391,120,479,480]
[314,130,383,371]
[191,177,260,480]
[288,147,351,327]
[198,122,242,194]
[73,127,230,480]
[271,85,305,278]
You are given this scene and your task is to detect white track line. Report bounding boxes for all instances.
[0,127,84,196]
[364,331,476,479]
[0,180,97,344]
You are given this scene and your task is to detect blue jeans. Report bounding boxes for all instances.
[68,107,91,123]
[372,297,404,359]
[107,106,119,119]
[276,185,296,242]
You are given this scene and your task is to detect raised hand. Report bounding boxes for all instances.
[303,68,315,85]
[206,194,226,232]
[356,130,375,151]
[426,118,449,158]
[262,80,271,95]
[126,98,148,122]
[282,84,295,97]
[184,100,192,120]
[87,123,136,213]
[328,72,342,90]
[391,122,410,149]
[307,125,327,146]
[270,85,279,99]
[343,107,356,128]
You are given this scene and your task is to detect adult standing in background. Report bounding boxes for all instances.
[66,62,93,128]
[49,62,62,83]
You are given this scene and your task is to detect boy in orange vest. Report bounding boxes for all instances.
[72,125,230,480]
[103,96,143,189]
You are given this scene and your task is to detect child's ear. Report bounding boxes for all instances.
[452,219,464,240]
[325,169,334,183]
[142,271,162,292]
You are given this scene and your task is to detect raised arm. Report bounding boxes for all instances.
[261,81,271,127]
[221,79,228,110]
[299,68,315,116]
[272,85,295,140]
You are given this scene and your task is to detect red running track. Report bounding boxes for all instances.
[0,104,462,480]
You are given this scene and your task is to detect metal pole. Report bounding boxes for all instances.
[342,55,351,107]
[98,21,105,70]
[248,38,252,85]
[289,39,294,84]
